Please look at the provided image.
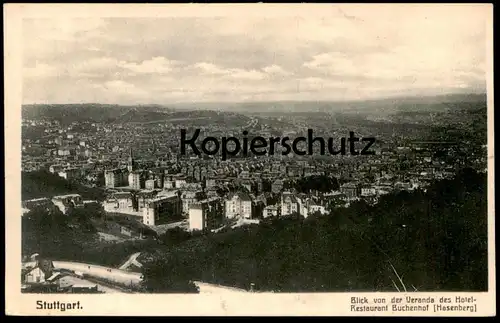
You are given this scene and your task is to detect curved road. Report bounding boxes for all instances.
[119,252,142,270]
[23,260,254,294]
[23,260,143,288]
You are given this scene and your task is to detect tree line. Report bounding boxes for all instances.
[140,168,487,292]
[22,168,488,293]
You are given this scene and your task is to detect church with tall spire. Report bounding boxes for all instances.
[127,147,136,172]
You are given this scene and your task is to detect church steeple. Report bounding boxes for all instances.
[128,147,135,172]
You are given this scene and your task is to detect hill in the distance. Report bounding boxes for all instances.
[21,103,249,125]
[21,104,176,125]
[168,93,487,114]
[22,93,487,123]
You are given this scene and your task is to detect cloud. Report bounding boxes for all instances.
[262,64,292,76]
[21,5,489,104]
[121,56,182,74]
[103,80,148,96]
[194,62,227,75]
[231,69,266,81]
[74,57,123,73]
[194,62,265,81]
[302,44,487,89]
[24,18,107,42]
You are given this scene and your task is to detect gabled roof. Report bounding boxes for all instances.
[52,194,82,200]
[28,259,54,276]
[189,203,203,210]
[46,272,63,283]
[113,192,132,199]
[228,192,252,202]
[282,194,298,204]
[341,182,359,189]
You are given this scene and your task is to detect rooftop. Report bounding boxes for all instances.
[149,195,177,203]
[23,197,51,203]
[113,192,132,198]
[228,192,252,202]
[52,194,82,200]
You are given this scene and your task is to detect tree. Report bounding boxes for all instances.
[67,207,98,234]
[140,255,200,293]
[22,170,106,201]
[293,175,339,193]
[262,179,272,192]
[159,227,192,246]
[139,168,487,292]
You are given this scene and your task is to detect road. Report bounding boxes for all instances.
[243,117,259,129]
[193,281,249,294]
[98,232,125,242]
[23,260,143,288]
[119,252,142,270]
[58,275,125,293]
[23,260,255,294]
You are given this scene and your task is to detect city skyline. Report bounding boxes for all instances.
[23,5,488,105]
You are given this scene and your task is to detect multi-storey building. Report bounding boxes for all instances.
[262,204,280,218]
[360,184,377,197]
[340,182,361,199]
[102,192,135,214]
[304,198,327,217]
[128,171,145,190]
[142,194,182,226]
[51,194,84,215]
[174,177,187,189]
[281,192,302,217]
[104,168,127,188]
[145,179,156,190]
[188,197,224,231]
[163,179,174,189]
[181,191,198,215]
[137,190,157,212]
[225,192,253,219]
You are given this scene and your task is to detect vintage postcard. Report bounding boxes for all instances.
[4,3,495,316]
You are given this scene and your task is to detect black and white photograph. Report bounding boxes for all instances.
[5,3,495,316]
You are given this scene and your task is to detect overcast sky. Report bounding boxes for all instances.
[22,5,489,104]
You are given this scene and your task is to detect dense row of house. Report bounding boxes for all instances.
[21,171,426,236]
[22,147,443,237]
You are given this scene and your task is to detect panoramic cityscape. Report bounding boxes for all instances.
[20,8,489,295]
